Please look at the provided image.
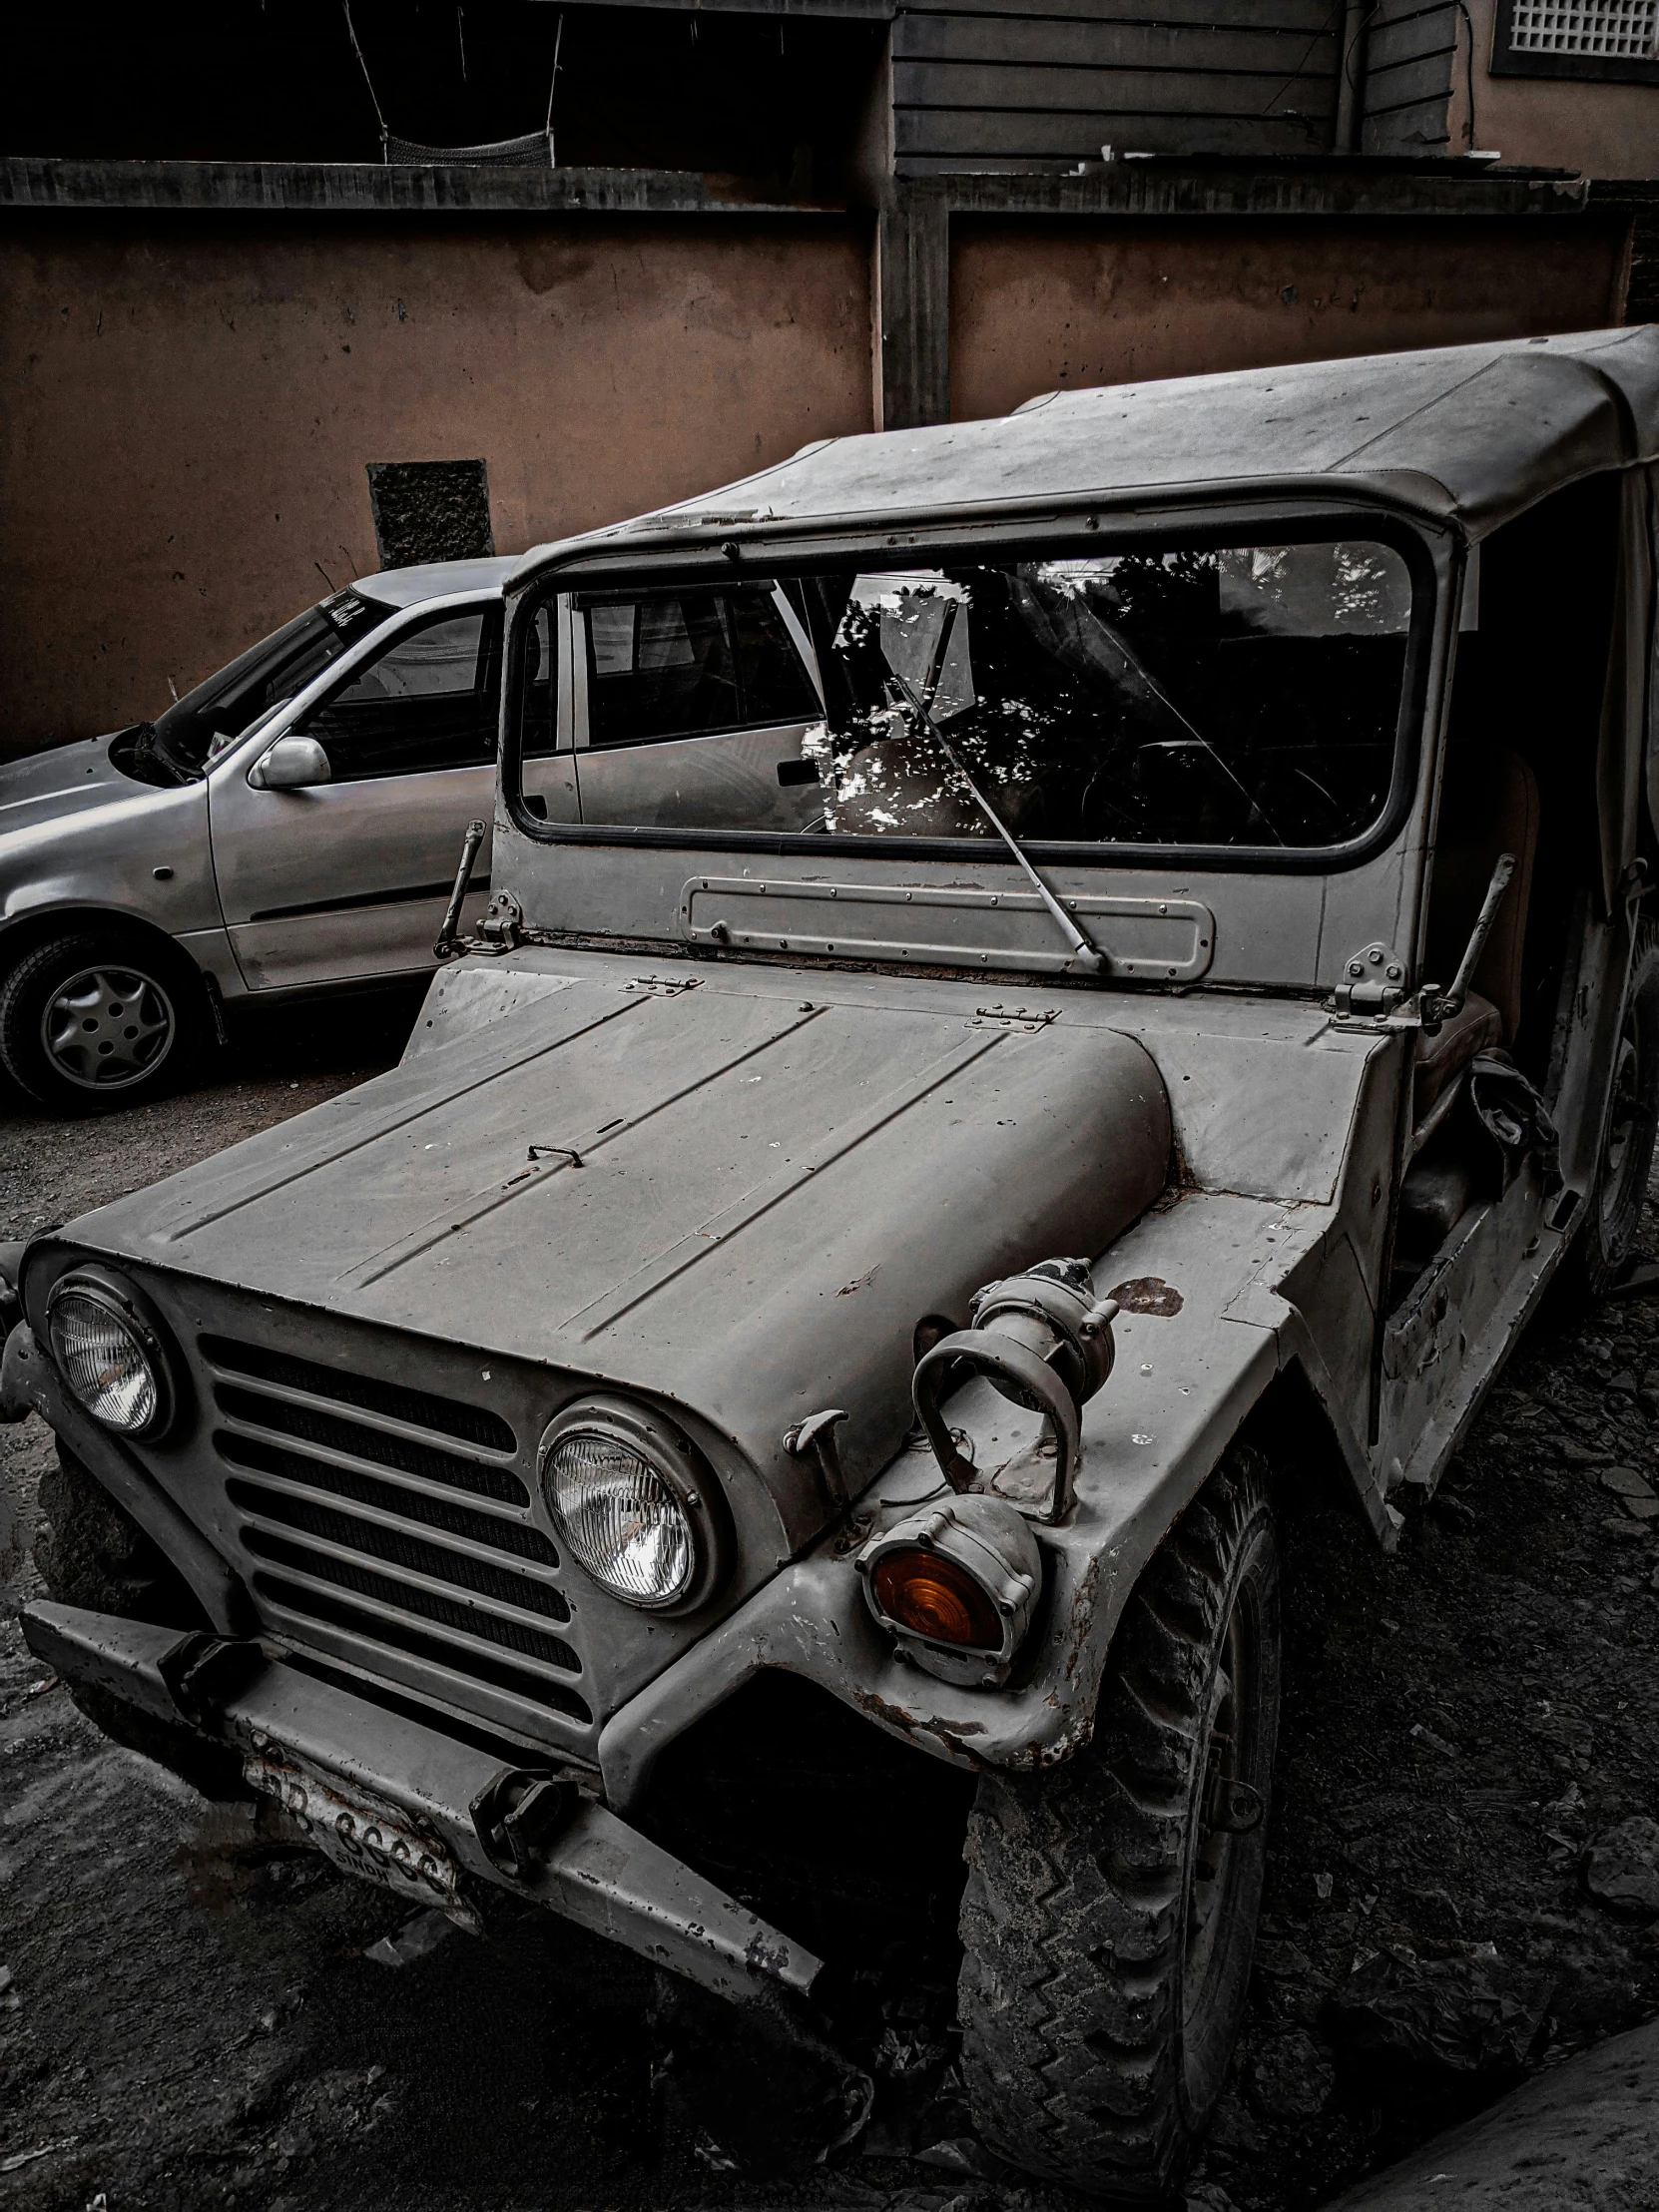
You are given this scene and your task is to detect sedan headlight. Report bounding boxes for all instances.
[46,1272,175,1438]
[539,1397,723,1611]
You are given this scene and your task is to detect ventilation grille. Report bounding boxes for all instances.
[215,1383,528,1506]
[202,1335,517,1451]
[202,1334,589,1728]
[1508,1,1657,56]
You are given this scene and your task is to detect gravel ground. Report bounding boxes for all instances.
[1,991,1656,2212]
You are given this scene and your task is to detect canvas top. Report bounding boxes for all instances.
[512,326,1659,583]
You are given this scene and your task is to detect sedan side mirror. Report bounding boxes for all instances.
[250,735,332,791]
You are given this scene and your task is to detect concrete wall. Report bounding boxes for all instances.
[0,213,872,758]
[948,216,1628,422]
[0,193,1631,760]
[1455,0,1659,173]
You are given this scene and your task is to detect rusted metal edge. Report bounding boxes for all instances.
[0,156,849,218]
[0,155,1589,222]
[20,1599,828,2010]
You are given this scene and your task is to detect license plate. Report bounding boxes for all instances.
[245,1752,461,1908]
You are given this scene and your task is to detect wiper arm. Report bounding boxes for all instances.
[887,666,1104,976]
[112,720,194,790]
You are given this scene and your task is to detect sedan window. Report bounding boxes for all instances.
[579,587,819,749]
[293,606,502,781]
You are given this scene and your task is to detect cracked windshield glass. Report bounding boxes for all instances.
[814,542,1412,848]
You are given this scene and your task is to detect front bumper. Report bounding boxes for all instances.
[22,1597,825,2013]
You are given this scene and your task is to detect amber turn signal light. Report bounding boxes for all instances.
[871,1547,1003,1649]
[856,1495,1042,1688]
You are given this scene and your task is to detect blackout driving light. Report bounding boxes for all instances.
[45,1272,175,1438]
[911,1257,1117,1523]
[538,1396,723,1612]
[856,1492,1042,1688]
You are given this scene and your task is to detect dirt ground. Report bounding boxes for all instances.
[2,985,1657,2212]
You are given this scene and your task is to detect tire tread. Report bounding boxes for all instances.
[957,1446,1278,2200]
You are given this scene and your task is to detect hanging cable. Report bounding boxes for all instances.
[1455,1,1478,150]
[544,10,564,149]
[1257,0,1343,123]
[340,0,390,159]
[348,0,556,167]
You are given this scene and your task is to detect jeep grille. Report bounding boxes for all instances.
[201,1336,589,1728]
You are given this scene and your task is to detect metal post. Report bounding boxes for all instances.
[875,184,950,430]
[1335,0,1370,153]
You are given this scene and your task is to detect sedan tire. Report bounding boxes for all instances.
[0,928,204,1112]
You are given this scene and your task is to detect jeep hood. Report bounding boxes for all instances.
[42,966,1170,1513]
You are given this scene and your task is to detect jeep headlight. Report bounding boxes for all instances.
[539,1397,722,1611]
[46,1272,174,1438]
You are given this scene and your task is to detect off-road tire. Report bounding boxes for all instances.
[1563,923,1659,1304]
[33,1443,244,1798]
[957,1447,1280,2202]
[0,927,204,1113]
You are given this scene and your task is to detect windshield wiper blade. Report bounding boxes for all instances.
[887,666,1104,976]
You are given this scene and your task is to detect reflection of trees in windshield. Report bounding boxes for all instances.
[816,544,1410,849]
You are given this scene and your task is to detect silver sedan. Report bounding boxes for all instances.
[0,557,515,1112]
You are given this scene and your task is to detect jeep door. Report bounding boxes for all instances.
[569,584,826,831]
[210,600,508,990]
[1377,470,1644,1483]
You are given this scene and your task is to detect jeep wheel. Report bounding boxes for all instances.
[34,1443,244,1799]
[957,1448,1280,2202]
[0,928,204,1112]
[1564,924,1659,1304]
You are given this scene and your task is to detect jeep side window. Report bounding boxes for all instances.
[579,588,819,749]
[292,606,502,782]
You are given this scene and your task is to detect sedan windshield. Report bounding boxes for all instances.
[804,540,1413,850]
[141,590,389,781]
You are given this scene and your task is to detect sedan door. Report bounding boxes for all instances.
[210,600,507,991]
[570,584,827,832]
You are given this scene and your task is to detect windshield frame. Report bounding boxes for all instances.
[499,502,1440,876]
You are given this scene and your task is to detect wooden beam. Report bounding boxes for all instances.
[875,184,950,428]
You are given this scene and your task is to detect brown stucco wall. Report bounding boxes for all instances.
[947,216,1627,423]
[0,212,872,757]
[1454,0,1659,176]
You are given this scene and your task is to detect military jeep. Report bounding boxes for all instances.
[9,327,1659,2201]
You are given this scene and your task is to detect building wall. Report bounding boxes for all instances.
[1363,0,1460,155]
[0,190,1632,762]
[891,0,1341,177]
[1452,0,1659,173]
[0,212,872,758]
[948,215,1628,421]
